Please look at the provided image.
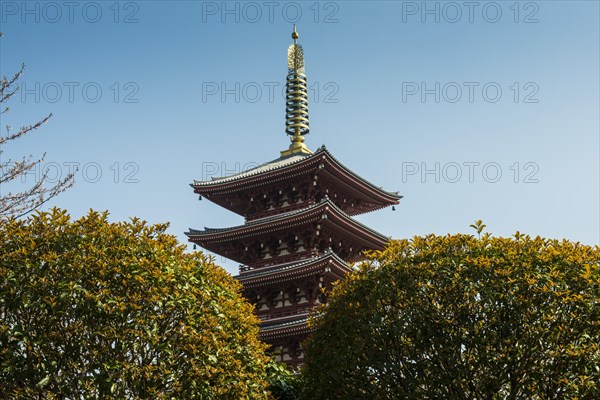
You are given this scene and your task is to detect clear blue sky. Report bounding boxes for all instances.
[1,1,598,274]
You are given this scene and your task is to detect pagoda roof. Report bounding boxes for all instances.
[237,251,350,288]
[186,198,390,264]
[191,146,401,216]
[196,152,312,186]
[260,316,311,342]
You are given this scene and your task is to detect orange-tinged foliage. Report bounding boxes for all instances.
[303,228,600,399]
[0,208,271,399]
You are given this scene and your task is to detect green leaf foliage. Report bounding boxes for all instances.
[267,359,301,400]
[302,229,600,399]
[0,208,273,399]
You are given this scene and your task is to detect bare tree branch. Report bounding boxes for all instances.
[0,32,74,219]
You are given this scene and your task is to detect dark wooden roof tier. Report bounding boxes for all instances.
[260,317,311,342]
[237,251,350,289]
[191,146,401,220]
[186,198,390,266]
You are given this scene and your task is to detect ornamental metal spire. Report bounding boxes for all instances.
[281,24,312,157]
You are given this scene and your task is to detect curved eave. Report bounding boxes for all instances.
[191,152,314,189]
[317,147,401,204]
[236,252,350,288]
[186,199,390,248]
[190,146,401,211]
[260,317,311,342]
[186,200,324,239]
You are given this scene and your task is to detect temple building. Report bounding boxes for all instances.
[186,26,401,368]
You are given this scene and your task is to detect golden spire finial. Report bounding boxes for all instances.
[281,25,311,157]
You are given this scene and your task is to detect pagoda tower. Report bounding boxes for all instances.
[187,26,401,368]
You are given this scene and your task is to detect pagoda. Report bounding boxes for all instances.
[187,26,401,368]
